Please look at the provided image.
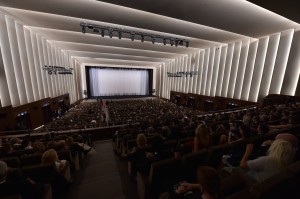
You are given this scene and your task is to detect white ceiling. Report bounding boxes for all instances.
[0,0,299,68]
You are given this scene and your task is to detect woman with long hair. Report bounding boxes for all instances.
[194,124,212,152]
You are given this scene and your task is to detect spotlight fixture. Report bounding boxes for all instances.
[80,22,190,47]
[151,37,155,44]
[175,40,179,47]
[81,27,85,33]
[100,29,105,37]
[141,34,144,42]
[130,32,135,41]
[186,41,190,48]
[170,39,174,46]
[109,28,113,38]
[163,38,167,45]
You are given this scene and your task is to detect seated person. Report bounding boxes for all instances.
[0,160,44,199]
[240,133,298,182]
[42,149,71,181]
[173,166,221,199]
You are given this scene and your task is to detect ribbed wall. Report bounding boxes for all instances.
[0,15,81,107]
[159,29,300,102]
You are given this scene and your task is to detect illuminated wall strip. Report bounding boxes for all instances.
[23,28,39,101]
[233,40,250,99]
[281,30,300,95]
[196,50,204,95]
[6,16,27,105]
[211,46,221,96]
[170,60,175,92]
[188,53,195,93]
[227,41,242,98]
[241,40,258,101]
[36,35,48,98]
[249,36,269,102]
[0,14,19,106]
[55,47,63,95]
[186,55,192,93]
[194,50,201,94]
[41,38,52,98]
[15,22,34,103]
[201,48,210,95]
[221,43,234,97]
[179,56,184,92]
[192,51,199,94]
[206,46,215,96]
[269,29,294,94]
[49,44,58,97]
[0,45,11,107]
[216,45,228,97]
[258,33,280,99]
[46,42,56,97]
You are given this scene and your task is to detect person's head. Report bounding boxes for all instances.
[136,133,147,147]
[42,149,58,164]
[46,140,57,149]
[268,137,297,169]
[197,166,221,198]
[65,137,74,145]
[32,141,45,154]
[195,124,209,140]
[0,160,8,182]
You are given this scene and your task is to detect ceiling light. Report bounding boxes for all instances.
[118,31,122,39]
[151,37,155,44]
[175,40,179,47]
[163,38,167,45]
[186,41,190,48]
[81,27,85,33]
[109,29,113,38]
[170,39,174,46]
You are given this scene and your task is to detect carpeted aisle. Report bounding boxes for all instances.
[75,140,126,199]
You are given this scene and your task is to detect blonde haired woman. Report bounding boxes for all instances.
[240,133,298,182]
[194,124,212,152]
[42,149,71,181]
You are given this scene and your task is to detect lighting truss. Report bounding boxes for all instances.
[80,22,190,47]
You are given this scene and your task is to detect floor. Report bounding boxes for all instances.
[65,140,139,199]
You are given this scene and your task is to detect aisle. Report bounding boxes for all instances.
[75,141,126,199]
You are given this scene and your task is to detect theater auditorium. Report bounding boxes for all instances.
[0,1,300,199]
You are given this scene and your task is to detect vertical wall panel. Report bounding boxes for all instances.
[258,33,280,100]
[0,47,11,107]
[36,35,47,98]
[221,43,234,97]
[216,45,228,96]
[15,22,34,103]
[241,40,258,101]
[281,30,300,95]
[233,40,250,99]
[41,38,52,98]
[196,50,204,94]
[201,48,210,95]
[249,36,269,102]
[24,28,39,101]
[210,46,221,96]
[269,29,294,94]
[206,46,215,96]
[186,55,192,93]
[0,14,20,106]
[227,41,242,98]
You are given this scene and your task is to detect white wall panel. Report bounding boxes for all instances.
[41,38,52,98]
[211,46,221,96]
[258,33,280,100]
[249,36,269,102]
[196,50,204,94]
[233,40,250,99]
[227,41,242,98]
[36,35,47,98]
[241,40,258,101]
[206,46,215,96]
[221,43,234,97]
[281,30,300,95]
[186,54,192,93]
[216,45,228,97]
[0,47,11,107]
[15,22,34,103]
[24,28,39,101]
[201,48,210,95]
[269,29,294,94]
[0,14,19,106]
